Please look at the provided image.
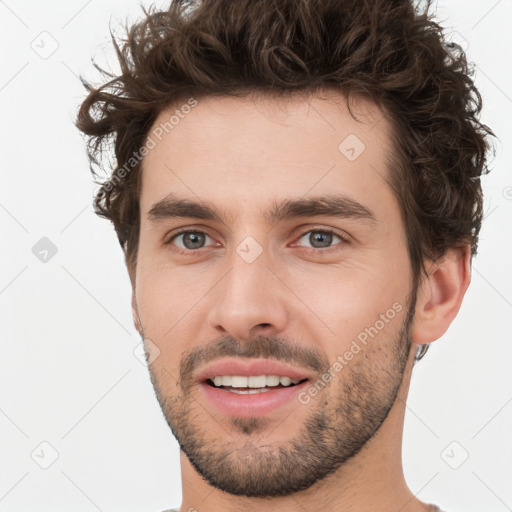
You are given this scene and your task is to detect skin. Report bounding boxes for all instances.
[131,89,471,512]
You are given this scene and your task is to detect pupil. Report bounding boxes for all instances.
[185,232,204,249]
[311,231,332,248]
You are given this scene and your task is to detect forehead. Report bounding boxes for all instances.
[139,90,395,222]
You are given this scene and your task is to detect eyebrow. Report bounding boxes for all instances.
[147,192,377,226]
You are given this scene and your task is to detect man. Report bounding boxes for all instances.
[76,0,494,510]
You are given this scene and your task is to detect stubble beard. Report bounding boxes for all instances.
[144,295,415,497]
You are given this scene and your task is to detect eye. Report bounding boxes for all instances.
[165,227,349,257]
[167,230,217,254]
[294,229,347,253]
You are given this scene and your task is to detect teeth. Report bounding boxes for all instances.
[248,375,266,388]
[266,375,280,386]
[231,376,248,387]
[210,375,302,388]
[226,388,271,394]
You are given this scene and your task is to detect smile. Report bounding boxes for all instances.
[207,374,307,394]
[194,358,315,417]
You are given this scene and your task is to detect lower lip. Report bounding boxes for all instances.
[199,381,310,417]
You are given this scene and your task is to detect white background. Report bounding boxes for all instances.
[1,1,511,511]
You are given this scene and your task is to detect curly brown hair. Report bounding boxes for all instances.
[76,0,494,360]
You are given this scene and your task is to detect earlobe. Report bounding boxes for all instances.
[411,245,472,345]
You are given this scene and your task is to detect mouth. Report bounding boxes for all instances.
[194,358,314,417]
[205,375,308,394]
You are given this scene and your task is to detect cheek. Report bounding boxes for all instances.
[135,258,215,348]
[285,256,409,334]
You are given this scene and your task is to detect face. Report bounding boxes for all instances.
[133,90,416,497]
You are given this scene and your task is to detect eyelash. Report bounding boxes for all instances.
[165,227,349,257]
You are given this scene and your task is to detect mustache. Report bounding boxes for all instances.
[179,335,330,383]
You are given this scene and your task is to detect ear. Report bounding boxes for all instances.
[411,245,471,345]
[132,291,143,335]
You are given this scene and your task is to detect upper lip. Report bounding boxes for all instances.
[194,358,315,383]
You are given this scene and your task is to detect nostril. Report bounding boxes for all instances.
[257,323,271,328]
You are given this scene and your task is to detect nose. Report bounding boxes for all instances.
[206,251,289,341]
